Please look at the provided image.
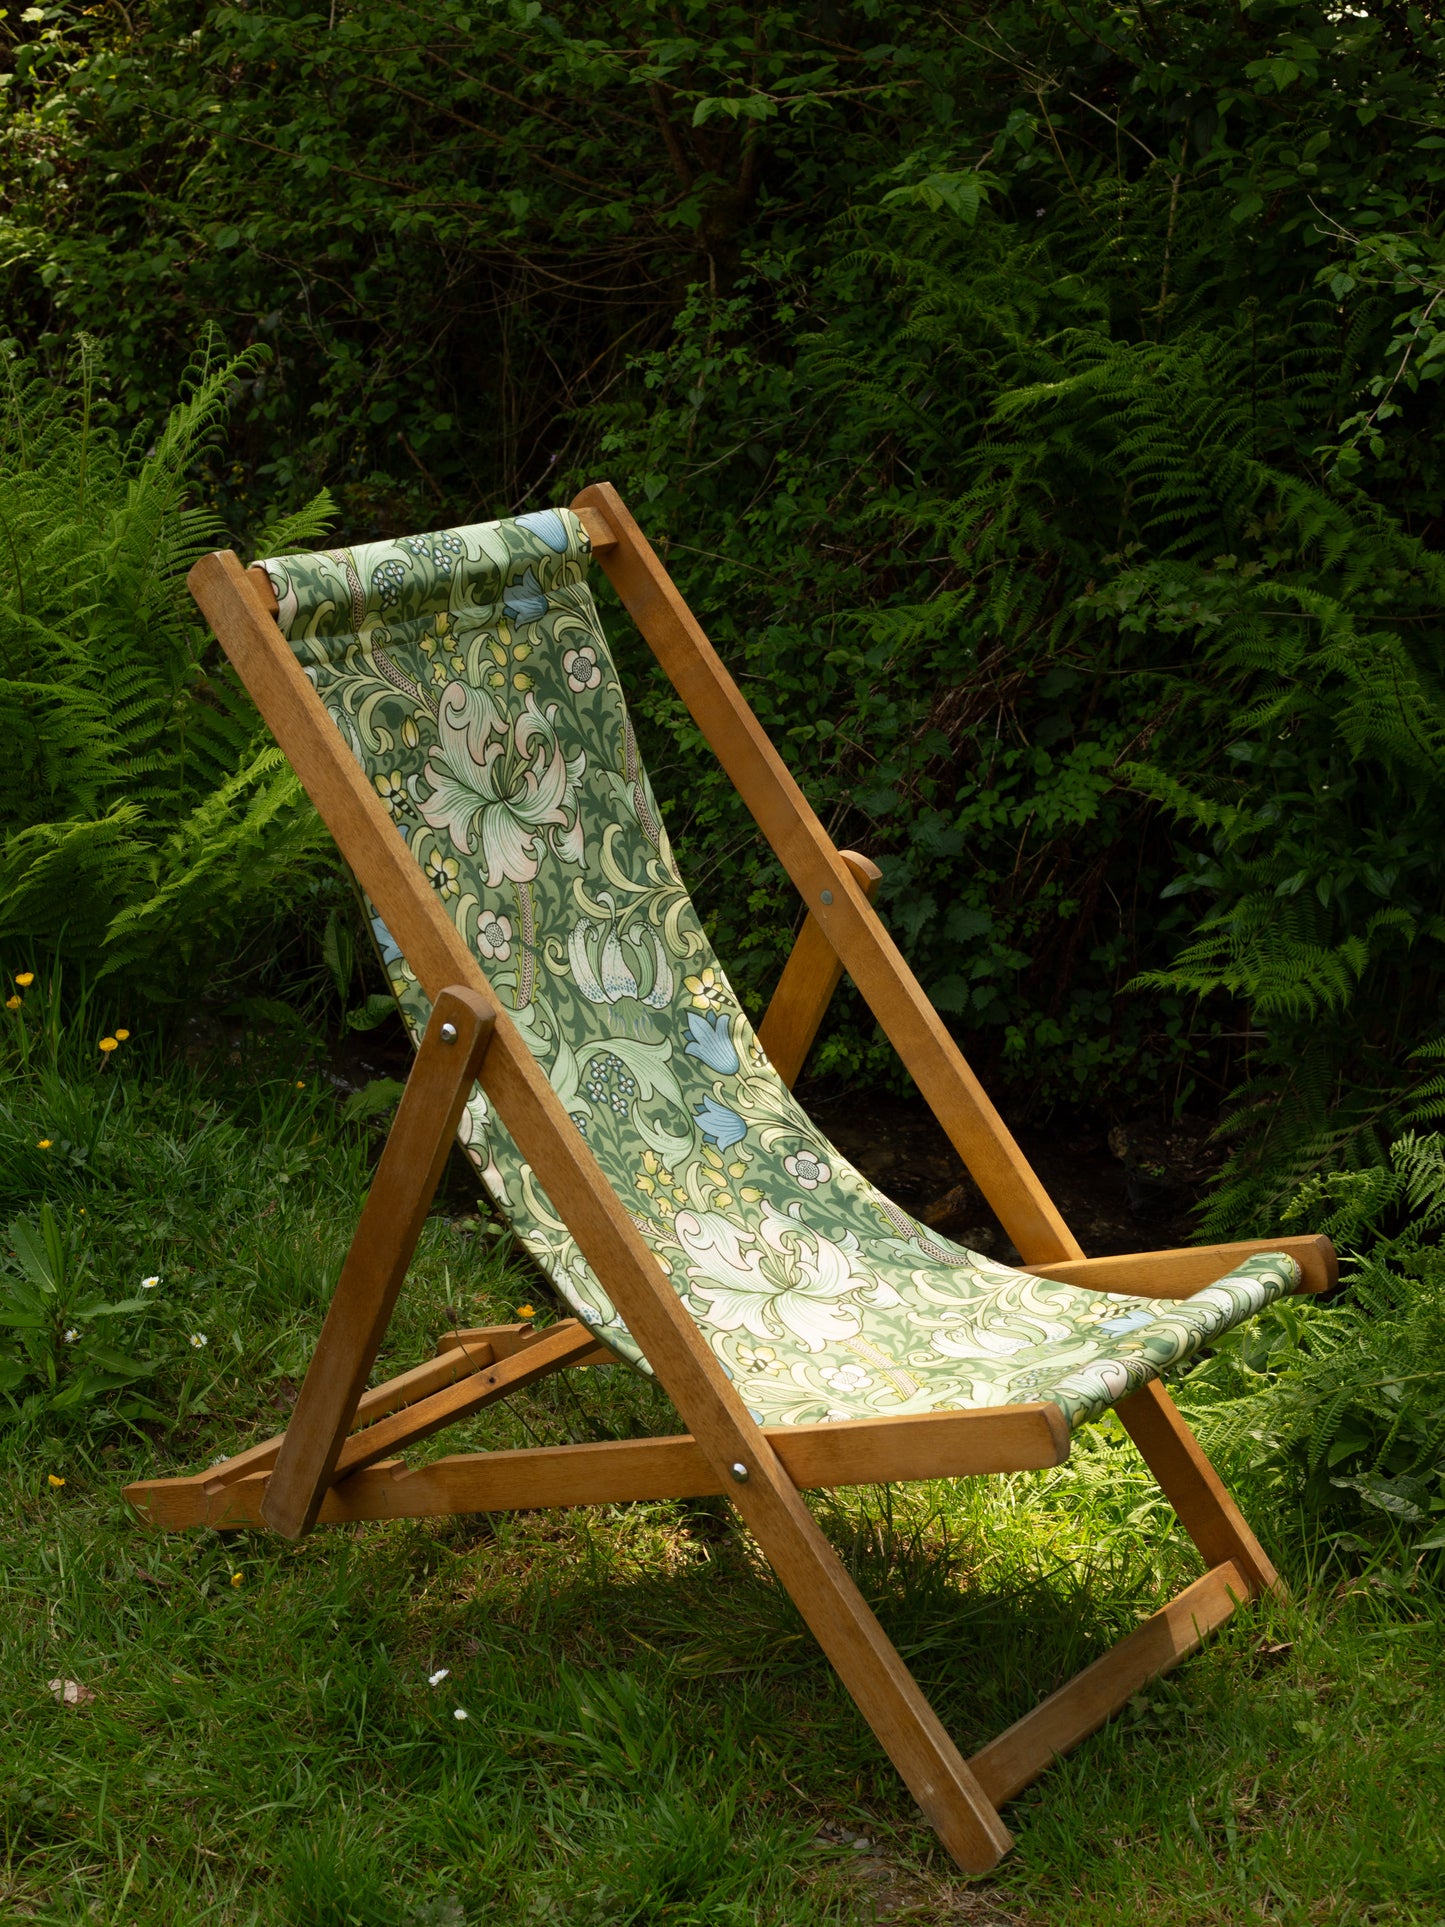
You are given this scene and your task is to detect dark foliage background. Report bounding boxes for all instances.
[6,0,1445,1226]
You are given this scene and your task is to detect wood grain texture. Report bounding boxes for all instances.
[124,1399,1071,1531]
[969,1562,1247,1806]
[189,544,1013,1873]
[758,851,882,1088]
[328,1320,602,1477]
[1028,1235,1337,1300]
[572,481,1081,1271]
[123,1323,583,1505]
[1116,1381,1280,1597]
[260,988,496,1540]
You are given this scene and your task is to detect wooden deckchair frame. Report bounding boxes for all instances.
[126,484,1336,1873]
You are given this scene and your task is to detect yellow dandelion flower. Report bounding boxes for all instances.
[36,1139,52,1150]
[99,1037,119,1053]
[5,996,20,1011]
[114,1029,130,1042]
[230,1572,243,1589]
[15,972,34,987]
[295,1080,306,1089]
[514,1304,535,1320]
[48,1474,65,1488]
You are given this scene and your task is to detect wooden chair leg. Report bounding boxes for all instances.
[1116,1379,1281,1597]
[261,986,495,1540]
[758,850,882,1088]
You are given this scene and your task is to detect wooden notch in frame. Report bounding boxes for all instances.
[261,987,495,1540]
[968,1560,1247,1806]
[126,1399,1072,1532]
[759,850,883,1088]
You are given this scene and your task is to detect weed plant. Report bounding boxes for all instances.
[2,990,1442,1924]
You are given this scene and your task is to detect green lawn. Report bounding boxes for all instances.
[3,1042,1443,1925]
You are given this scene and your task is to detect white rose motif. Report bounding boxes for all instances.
[477,910,514,962]
[784,1149,831,1191]
[564,645,602,692]
[821,1363,872,1392]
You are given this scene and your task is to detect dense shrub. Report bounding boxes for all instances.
[4,2,1445,1220]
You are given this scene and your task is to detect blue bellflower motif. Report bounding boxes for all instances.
[1099,1308,1154,1335]
[683,1010,739,1075]
[503,566,549,625]
[371,914,403,968]
[694,1097,746,1149]
[515,509,569,553]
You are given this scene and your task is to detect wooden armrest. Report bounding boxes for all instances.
[1026,1235,1336,1300]
[758,849,882,1088]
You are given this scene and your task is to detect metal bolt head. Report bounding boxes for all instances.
[820,889,833,906]
[439,1021,458,1044]
[729,1461,749,1483]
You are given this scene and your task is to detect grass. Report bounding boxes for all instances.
[2,1005,1443,1925]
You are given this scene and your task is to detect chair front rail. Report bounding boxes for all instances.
[126,1400,1071,1532]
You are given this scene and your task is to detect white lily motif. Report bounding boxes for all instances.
[416,682,584,887]
[673,1204,896,1352]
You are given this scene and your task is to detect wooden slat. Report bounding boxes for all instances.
[189,546,1013,1873]
[1028,1234,1337,1300]
[1115,1382,1280,1598]
[573,481,1082,1271]
[437,1324,616,1367]
[260,989,496,1539]
[969,1562,1247,1806]
[124,1323,583,1506]
[329,1320,603,1477]
[125,1400,1071,1531]
[759,850,882,1088]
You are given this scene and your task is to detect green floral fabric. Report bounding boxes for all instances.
[263,510,1300,1432]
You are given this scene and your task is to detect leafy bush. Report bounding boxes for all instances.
[1185,1132,1445,1551]
[6,1,1445,1211]
[0,338,336,993]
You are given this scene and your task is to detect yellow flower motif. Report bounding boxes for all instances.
[425,851,460,898]
[656,1198,674,1218]
[114,1028,130,1042]
[642,1150,659,1174]
[512,671,533,692]
[739,1186,763,1203]
[5,996,20,1011]
[15,972,34,987]
[374,770,406,812]
[714,1191,733,1209]
[635,1174,656,1196]
[401,717,420,750]
[727,1162,746,1178]
[99,1037,118,1053]
[48,1474,65,1488]
[684,967,724,1012]
[36,1139,52,1150]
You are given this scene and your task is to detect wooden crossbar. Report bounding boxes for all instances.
[127,1400,1072,1532]
[970,1561,1247,1804]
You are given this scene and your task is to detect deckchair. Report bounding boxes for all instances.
[126,485,1336,1873]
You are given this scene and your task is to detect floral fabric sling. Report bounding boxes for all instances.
[263,509,1299,1432]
